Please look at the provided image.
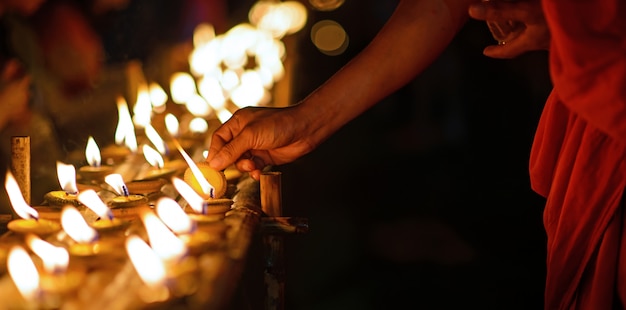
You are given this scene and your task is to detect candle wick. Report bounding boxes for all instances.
[210,188,214,199]
[122,185,129,197]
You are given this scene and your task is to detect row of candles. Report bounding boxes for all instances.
[0,2,309,306]
[0,101,239,308]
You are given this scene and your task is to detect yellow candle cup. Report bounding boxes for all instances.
[183,162,227,199]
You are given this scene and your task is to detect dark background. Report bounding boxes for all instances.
[272,1,551,309]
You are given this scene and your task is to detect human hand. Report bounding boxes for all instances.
[468,0,550,59]
[207,105,317,180]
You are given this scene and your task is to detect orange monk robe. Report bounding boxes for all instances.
[530,1,626,309]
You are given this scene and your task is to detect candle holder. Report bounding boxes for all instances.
[180,221,229,255]
[100,144,131,165]
[7,218,61,236]
[183,162,228,199]
[43,191,81,207]
[38,265,86,308]
[133,167,177,182]
[107,194,150,221]
[185,198,233,222]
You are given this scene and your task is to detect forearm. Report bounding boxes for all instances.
[296,0,474,146]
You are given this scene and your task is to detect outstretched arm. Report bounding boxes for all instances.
[208,0,476,179]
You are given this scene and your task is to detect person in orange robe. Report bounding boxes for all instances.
[207,0,625,308]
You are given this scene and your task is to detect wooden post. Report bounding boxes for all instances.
[10,136,30,210]
[260,171,284,310]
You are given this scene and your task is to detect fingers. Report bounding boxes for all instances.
[482,41,525,59]
[469,1,530,22]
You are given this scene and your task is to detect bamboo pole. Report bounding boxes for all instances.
[10,136,30,212]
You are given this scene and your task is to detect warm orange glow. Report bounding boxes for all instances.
[155,197,196,235]
[5,170,38,220]
[56,161,78,194]
[149,82,168,113]
[85,136,102,167]
[140,209,187,263]
[77,189,114,220]
[26,234,69,274]
[61,206,98,244]
[7,246,40,300]
[189,117,209,134]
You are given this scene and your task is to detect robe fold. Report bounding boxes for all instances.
[530,1,626,309]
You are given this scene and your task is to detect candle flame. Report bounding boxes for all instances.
[189,117,209,134]
[115,96,138,152]
[104,174,129,197]
[155,197,196,235]
[169,72,197,104]
[164,113,180,137]
[142,145,164,169]
[7,246,40,301]
[5,170,38,220]
[26,234,69,274]
[140,209,187,263]
[85,136,102,167]
[144,124,168,155]
[126,235,167,287]
[61,205,98,244]
[133,83,152,129]
[56,161,78,195]
[148,82,168,113]
[77,189,114,220]
[172,177,206,214]
[172,140,213,197]
[143,144,165,169]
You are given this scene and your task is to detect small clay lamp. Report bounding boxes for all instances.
[43,161,81,208]
[77,136,113,183]
[104,173,149,220]
[5,171,60,236]
[172,175,232,223]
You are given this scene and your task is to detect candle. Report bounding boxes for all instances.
[43,161,81,207]
[7,246,42,307]
[139,208,198,297]
[173,138,227,199]
[125,235,171,304]
[5,170,61,236]
[104,173,149,220]
[154,197,224,254]
[172,176,232,222]
[60,205,114,257]
[25,234,85,303]
[77,136,113,182]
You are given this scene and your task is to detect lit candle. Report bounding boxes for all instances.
[172,176,232,222]
[77,189,129,232]
[5,170,61,236]
[139,208,198,297]
[43,161,81,207]
[173,139,227,199]
[25,234,84,301]
[126,235,170,304]
[7,246,42,307]
[77,136,113,182]
[104,173,149,219]
[60,205,112,257]
[155,196,226,254]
